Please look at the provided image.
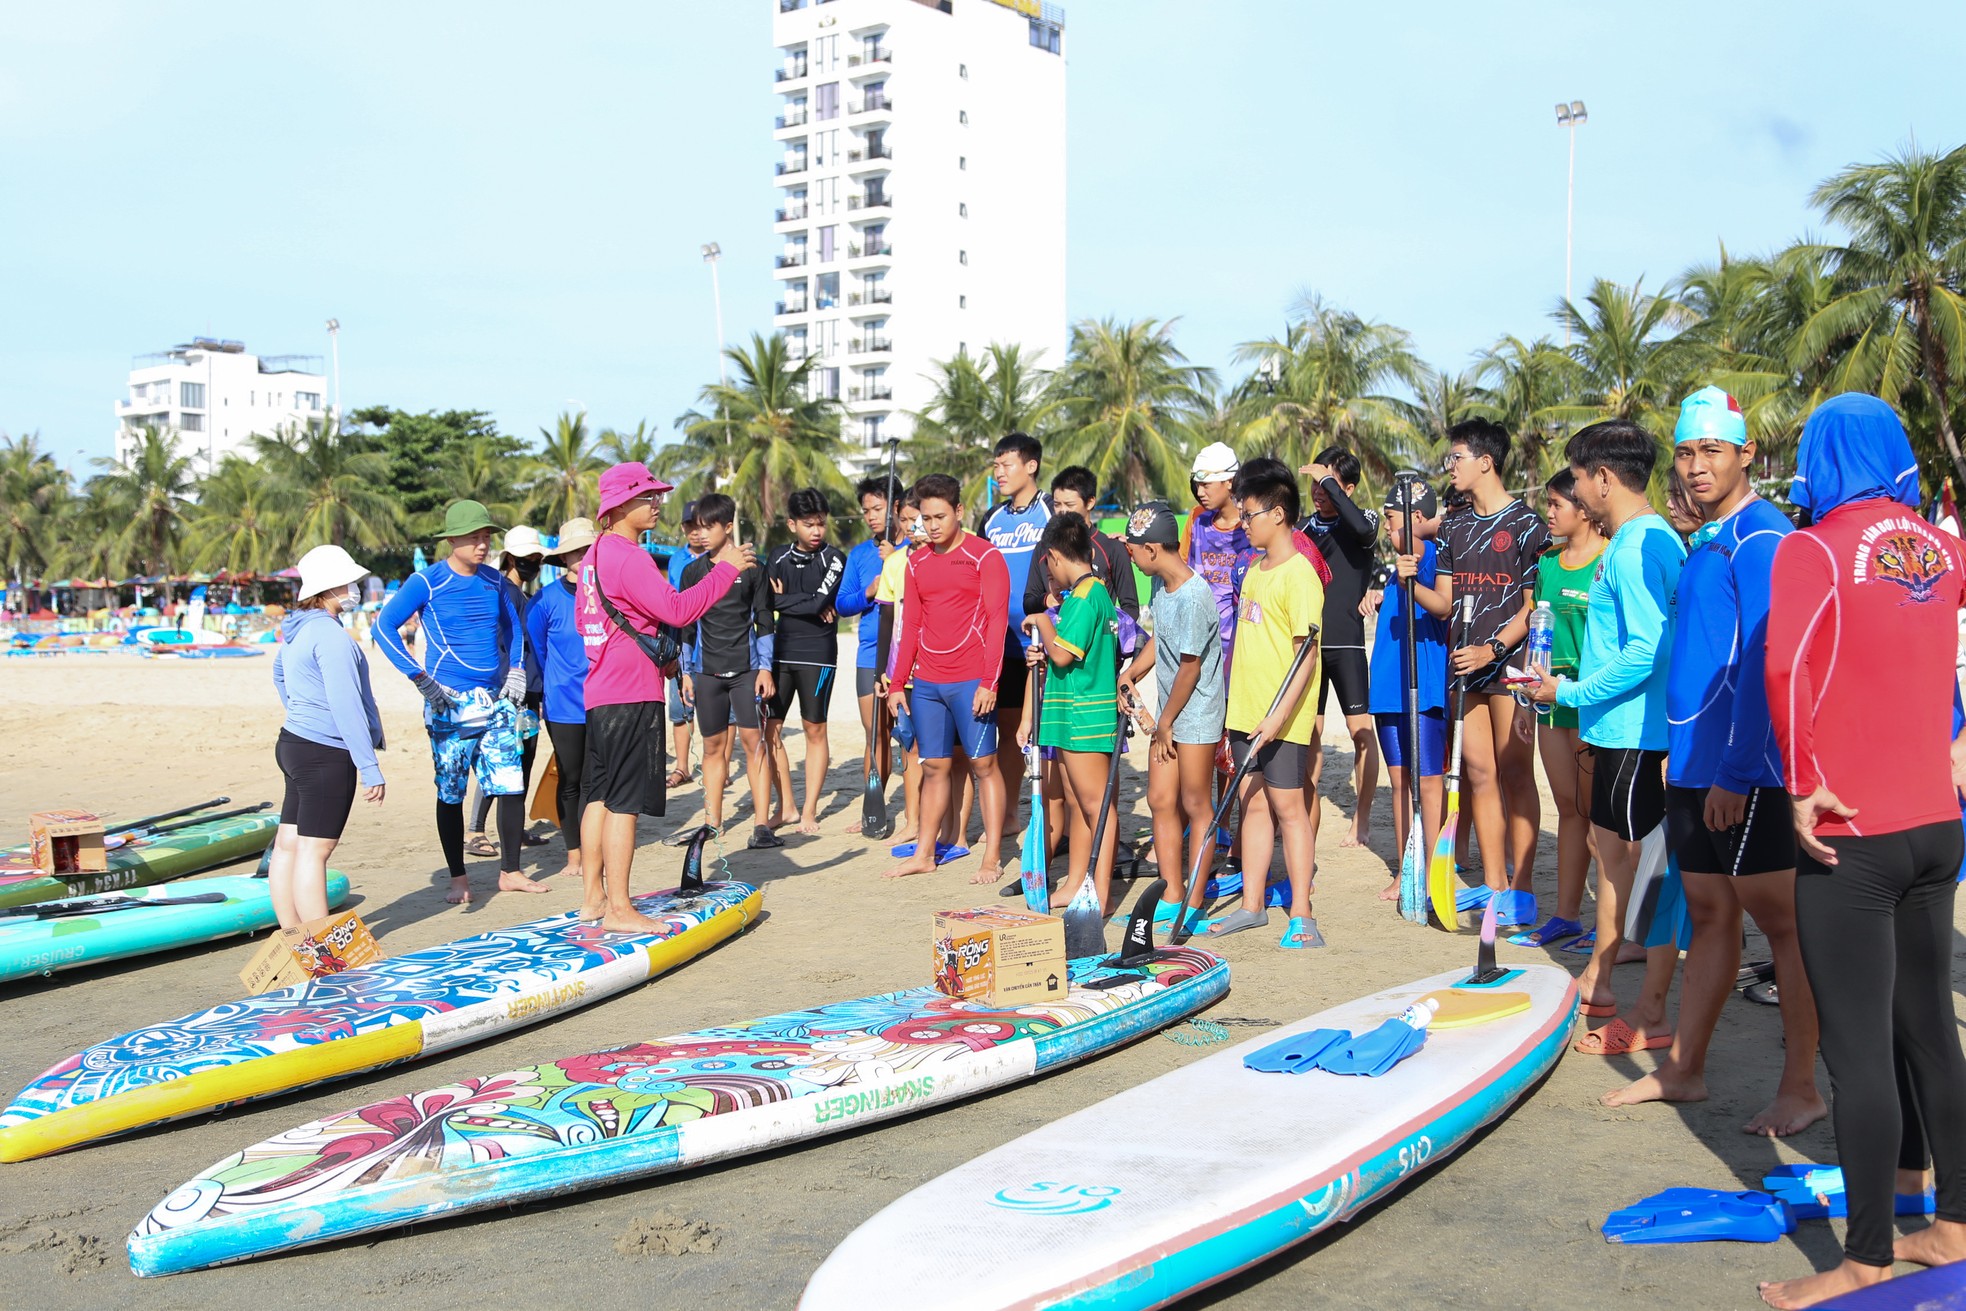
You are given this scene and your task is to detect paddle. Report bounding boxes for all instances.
[1060,698,1129,959]
[105,797,229,837]
[1,892,229,921]
[1019,664,1050,912]
[860,439,903,841]
[1169,628,1321,947]
[1397,476,1426,925]
[1426,597,1474,930]
[144,800,273,838]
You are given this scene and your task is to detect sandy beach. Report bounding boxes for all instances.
[2,647,1960,1310]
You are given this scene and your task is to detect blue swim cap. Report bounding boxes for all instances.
[1674,385,1747,446]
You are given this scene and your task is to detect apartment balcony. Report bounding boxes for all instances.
[849,336,893,355]
[846,288,894,308]
[775,62,809,83]
[847,385,895,402]
[785,344,810,361]
[775,203,808,223]
[116,397,171,415]
[846,193,894,212]
[847,46,893,67]
[775,299,809,317]
[847,240,894,261]
[775,109,808,130]
[850,96,893,116]
[775,159,809,176]
[846,145,893,171]
[775,252,808,269]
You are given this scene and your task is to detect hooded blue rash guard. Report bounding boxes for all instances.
[375,560,519,693]
[1666,496,1790,791]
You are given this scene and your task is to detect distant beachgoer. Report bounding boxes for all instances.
[467,525,548,855]
[269,545,385,929]
[529,518,598,881]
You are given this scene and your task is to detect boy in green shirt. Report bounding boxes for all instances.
[1020,512,1121,914]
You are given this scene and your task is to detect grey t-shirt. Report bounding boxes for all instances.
[1152,574,1227,745]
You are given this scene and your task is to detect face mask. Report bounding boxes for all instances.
[345,584,362,609]
[515,560,542,582]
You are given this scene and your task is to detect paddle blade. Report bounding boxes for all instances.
[1019,779,1048,913]
[860,768,892,840]
[1060,869,1106,959]
[1427,800,1460,930]
[1398,824,1427,924]
[1623,822,1669,942]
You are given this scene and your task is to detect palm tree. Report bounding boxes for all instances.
[0,432,64,585]
[1548,278,1698,444]
[85,426,198,575]
[526,411,606,528]
[908,343,1058,506]
[1795,142,1966,486]
[1406,367,1491,472]
[1049,318,1214,506]
[682,333,849,542]
[1226,295,1429,491]
[435,436,526,527]
[598,420,659,467]
[1470,335,1579,484]
[184,454,292,576]
[251,419,402,551]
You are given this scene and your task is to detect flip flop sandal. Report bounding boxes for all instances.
[1742,981,1780,1007]
[1509,916,1584,948]
[1205,907,1271,937]
[521,832,551,847]
[1573,1018,1673,1056]
[463,834,499,858]
[665,768,693,788]
[747,825,785,850]
[1561,929,1598,954]
[1279,916,1325,949]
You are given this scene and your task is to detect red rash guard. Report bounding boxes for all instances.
[1766,499,1966,838]
[891,532,1010,688]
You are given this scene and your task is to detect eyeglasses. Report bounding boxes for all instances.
[1441,451,1472,471]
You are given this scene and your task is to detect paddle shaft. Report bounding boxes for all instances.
[144,801,272,837]
[107,797,229,837]
[1401,479,1422,839]
[1061,699,1127,958]
[5,892,229,920]
[1170,625,1321,945]
[1020,664,1049,912]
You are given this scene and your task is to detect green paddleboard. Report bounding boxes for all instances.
[0,812,279,909]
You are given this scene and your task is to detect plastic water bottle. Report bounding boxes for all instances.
[1393,997,1440,1032]
[1525,601,1555,716]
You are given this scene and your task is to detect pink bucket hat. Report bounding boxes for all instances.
[596,462,675,519]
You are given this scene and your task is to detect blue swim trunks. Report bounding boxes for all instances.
[1374,708,1447,779]
[908,678,998,762]
[427,690,525,805]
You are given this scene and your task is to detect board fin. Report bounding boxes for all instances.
[1107,878,1168,968]
[678,826,711,897]
[1464,893,1511,986]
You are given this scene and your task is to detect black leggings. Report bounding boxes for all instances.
[438,794,523,879]
[1795,819,1966,1267]
[545,719,587,847]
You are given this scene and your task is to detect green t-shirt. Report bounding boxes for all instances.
[1039,575,1119,752]
[1533,543,1603,730]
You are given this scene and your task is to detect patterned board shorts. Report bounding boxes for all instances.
[427,689,525,805]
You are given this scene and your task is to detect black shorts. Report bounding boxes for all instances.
[276,729,358,840]
[1228,730,1311,790]
[856,665,878,699]
[1666,784,1798,876]
[1589,747,1668,841]
[583,701,667,818]
[1316,647,1370,719]
[768,664,837,723]
[995,634,1028,711]
[694,671,761,735]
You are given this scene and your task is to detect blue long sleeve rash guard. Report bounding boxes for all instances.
[1556,513,1686,751]
[835,537,884,671]
[374,560,519,693]
[526,575,587,724]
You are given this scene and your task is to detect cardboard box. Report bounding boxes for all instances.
[240,910,383,994]
[30,810,108,876]
[932,906,1067,1006]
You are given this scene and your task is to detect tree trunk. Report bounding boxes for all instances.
[1918,306,1966,493]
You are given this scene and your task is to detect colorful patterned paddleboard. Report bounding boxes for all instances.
[0,870,759,1163]
[127,946,1229,1276]
[0,872,351,984]
[0,811,279,909]
[801,963,1577,1310]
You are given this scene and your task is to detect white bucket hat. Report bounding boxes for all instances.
[546,518,600,560]
[295,544,369,601]
[499,525,547,565]
[1191,441,1241,484]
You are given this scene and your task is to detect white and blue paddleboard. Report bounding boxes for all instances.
[802,963,1577,1310]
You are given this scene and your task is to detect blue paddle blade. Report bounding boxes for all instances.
[1398,827,1426,924]
[1311,1016,1429,1077]
[1019,780,1048,913]
[1602,1189,1794,1244]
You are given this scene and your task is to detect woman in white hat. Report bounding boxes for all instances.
[527,518,600,879]
[270,545,386,929]
[465,525,549,856]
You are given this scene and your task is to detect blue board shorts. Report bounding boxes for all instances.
[893,696,918,754]
[909,678,998,762]
[427,690,525,805]
[1375,709,1446,779]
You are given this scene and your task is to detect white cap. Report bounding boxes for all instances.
[1191,441,1241,484]
[295,544,369,601]
[500,525,547,563]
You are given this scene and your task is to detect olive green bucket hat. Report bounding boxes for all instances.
[437,499,500,540]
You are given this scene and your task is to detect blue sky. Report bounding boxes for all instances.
[4,1,1961,476]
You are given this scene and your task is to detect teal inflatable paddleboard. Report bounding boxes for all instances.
[0,873,350,984]
[0,810,278,909]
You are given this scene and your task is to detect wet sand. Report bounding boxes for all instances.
[1,649,1960,1309]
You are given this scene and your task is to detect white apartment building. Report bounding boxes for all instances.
[770,0,1067,470]
[115,338,328,473]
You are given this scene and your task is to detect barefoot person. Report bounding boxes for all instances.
[886,473,1010,882]
[1528,420,1685,1056]
[1758,394,1966,1309]
[1020,512,1122,913]
[576,463,746,931]
[763,487,846,837]
[528,518,598,881]
[1120,501,1226,918]
[375,499,543,904]
[677,494,776,849]
[837,475,904,834]
[1509,470,1605,946]
[662,505,709,789]
[1604,387,1826,1136]
[982,433,1053,858]
[269,545,385,928]
[1300,449,1381,850]
[1380,480,1448,905]
[465,525,548,856]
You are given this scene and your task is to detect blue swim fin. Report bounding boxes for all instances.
[1761,1165,1938,1219]
[1311,1015,1429,1077]
[1492,889,1537,928]
[1243,1027,1349,1074]
[1602,1188,1794,1244]
[1454,884,1494,914]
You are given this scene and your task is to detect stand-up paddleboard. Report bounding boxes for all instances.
[126,895,1228,1277]
[0,808,278,909]
[802,962,1576,1310]
[0,873,351,984]
[0,833,757,1162]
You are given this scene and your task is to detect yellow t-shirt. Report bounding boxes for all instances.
[874,544,910,605]
[1226,551,1323,745]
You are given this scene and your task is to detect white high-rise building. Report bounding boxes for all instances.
[771,0,1067,469]
[114,338,328,473]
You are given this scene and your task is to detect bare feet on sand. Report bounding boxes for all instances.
[554,861,580,880]
[1378,879,1400,902]
[1896,1218,1966,1267]
[797,818,822,836]
[1743,1091,1829,1138]
[446,877,472,905]
[1601,1066,1706,1110]
[1338,828,1367,848]
[971,863,1001,886]
[600,909,670,935]
[498,870,550,894]
[883,855,937,879]
[889,825,919,846]
[1760,1258,1891,1308]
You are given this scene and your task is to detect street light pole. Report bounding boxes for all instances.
[701,243,727,386]
[1555,101,1588,346]
[325,317,341,432]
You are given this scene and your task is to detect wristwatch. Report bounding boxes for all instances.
[1485,637,1508,663]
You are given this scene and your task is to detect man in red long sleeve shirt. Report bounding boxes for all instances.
[885,473,1011,882]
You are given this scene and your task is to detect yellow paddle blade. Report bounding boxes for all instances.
[1418,988,1531,1029]
[1426,801,1459,930]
